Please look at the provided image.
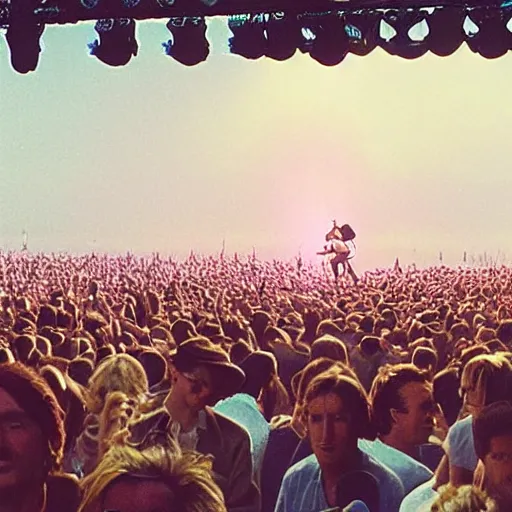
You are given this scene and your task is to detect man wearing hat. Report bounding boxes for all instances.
[130,336,260,512]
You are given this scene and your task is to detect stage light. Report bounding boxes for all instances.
[5,19,44,73]
[4,0,44,74]
[427,6,466,57]
[228,14,266,60]
[88,18,138,67]
[299,12,349,66]
[464,7,512,59]
[378,8,430,59]
[163,17,209,66]
[344,10,381,56]
[265,12,301,61]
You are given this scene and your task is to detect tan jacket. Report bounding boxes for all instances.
[130,406,261,512]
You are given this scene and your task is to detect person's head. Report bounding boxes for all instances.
[87,354,149,414]
[0,363,65,493]
[239,350,289,420]
[460,354,512,418]
[168,337,245,412]
[137,350,168,390]
[79,443,226,512]
[411,346,438,377]
[431,484,497,512]
[473,401,512,507]
[301,368,373,473]
[497,320,512,347]
[433,367,463,427]
[310,335,349,365]
[369,363,436,448]
[229,340,253,366]
[290,357,345,435]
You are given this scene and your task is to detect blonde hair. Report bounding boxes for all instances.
[460,353,511,411]
[86,354,149,414]
[431,484,497,511]
[79,443,227,512]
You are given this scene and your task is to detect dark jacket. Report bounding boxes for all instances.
[46,473,81,512]
[130,405,260,512]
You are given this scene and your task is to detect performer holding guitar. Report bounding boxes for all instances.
[317,220,359,284]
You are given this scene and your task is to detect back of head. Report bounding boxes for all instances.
[239,351,277,398]
[68,358,95,387]
[412,346,438,375]
[497,320,512,346]
[434,367,462,426]
[310,335,348,365]
[137,350,168,390]
[460,345,491,370]
[79,443,227,512]
[431,484,497,511]
[359,336,381,358]
[87,354,149,414]
[229,340,253,366]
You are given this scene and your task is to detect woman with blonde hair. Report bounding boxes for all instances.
[74,353,151,475]
[441,353,512,488]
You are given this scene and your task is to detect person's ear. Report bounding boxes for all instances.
[390,408,401,425]
[168,362,179,382]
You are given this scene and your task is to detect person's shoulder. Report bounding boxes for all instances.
[208,407,252,437]
[361,439,432,474]
[446,414,473,442]
[361,450,403,488]
[129,406,168,443]
[285,454,319,479]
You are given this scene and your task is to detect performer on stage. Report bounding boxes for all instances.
[317,221,359,284]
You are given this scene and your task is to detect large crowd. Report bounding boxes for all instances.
[0,250,511,512]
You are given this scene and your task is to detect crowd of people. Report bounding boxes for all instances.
[0,250,511,512]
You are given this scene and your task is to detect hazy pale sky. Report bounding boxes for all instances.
[1,19,512,271]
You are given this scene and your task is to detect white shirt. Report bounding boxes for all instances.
[169,409,207,451]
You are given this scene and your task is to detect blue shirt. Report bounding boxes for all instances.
[275,451,405,512]
[442,415,478,472]
[399,476,437,512]
[358,438,433,494]
[214,393,270,486]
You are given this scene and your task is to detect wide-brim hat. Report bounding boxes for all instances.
[170,336,245,394]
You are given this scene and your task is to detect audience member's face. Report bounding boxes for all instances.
[463,384,486,418]
[307,392,355,471]
[484,434,512,505]
[0,388,46,492]
[101,477,175,512]
[173,364,215,411]
[395,381,435,445]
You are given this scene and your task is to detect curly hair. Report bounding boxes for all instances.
[431,484,497,511]
[86,353,149,414]
[0,362,65,472]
